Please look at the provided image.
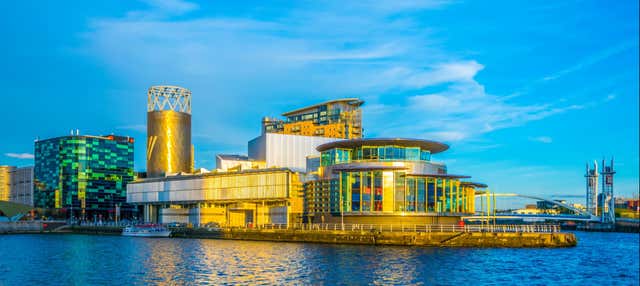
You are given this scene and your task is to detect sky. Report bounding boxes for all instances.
[1,0,638,203]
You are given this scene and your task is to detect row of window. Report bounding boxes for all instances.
[320,146,432,166]
[314,171,474,214]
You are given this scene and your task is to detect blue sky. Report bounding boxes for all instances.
[1,0,638,202]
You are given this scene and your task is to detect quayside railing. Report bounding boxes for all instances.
[257,223,561,233]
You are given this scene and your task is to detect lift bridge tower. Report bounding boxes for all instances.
[585,161,599,217]
[585,159,616,224]
[600,158,615,224]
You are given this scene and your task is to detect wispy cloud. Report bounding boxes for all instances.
[5,153,34,159]
[542,40,637,81]
[83,0,593,147]
[366,70,584,142]
[529,136,553,144]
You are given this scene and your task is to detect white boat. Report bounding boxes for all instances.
[122,224,172,237]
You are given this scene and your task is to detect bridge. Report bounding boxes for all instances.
[466,192,600,222]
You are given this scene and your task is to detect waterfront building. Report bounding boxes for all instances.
[127,168,303,226]
[129,97,489,226]
[305,138,483,224]
[261,98,364,139]
[34,134,135,219]
[215,154,265,171]
[9,166,34,206]
[0,166,15,202]
[147,85,193,177]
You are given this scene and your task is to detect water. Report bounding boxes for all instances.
[0,232,638,285]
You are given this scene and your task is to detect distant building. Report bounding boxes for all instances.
[9,166,34,206]
[262,98,364,139]
[34,134,135,219]
[216,154,265,171]
[0,166,15,202]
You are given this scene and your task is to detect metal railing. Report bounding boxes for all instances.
[257,223,561,233]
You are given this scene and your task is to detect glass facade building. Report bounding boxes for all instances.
[306,138,482,224]
[262,98,364,139]
[34,135,134,219]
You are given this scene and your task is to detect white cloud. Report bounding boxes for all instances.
[5,153,34,159]
[82,0,589,149]
[529,136,553,144]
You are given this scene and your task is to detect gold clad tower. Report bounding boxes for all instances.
[146,86,192,177]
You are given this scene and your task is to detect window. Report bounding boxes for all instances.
[417,178,426,212]
[373,171,383,211]
[362,172,371,211]
[351,172,360,212]
[406,177,416,212]
[394,172,405,211]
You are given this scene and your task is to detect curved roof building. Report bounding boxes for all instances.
[306,138,481,225]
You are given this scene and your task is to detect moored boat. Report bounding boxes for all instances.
[122,224,171,237]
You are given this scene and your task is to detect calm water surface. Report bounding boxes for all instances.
[0,231,638,285]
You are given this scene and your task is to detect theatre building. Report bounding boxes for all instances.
[305,138,484,225]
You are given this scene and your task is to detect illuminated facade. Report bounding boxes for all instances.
[34,135,135,218]
[306,138,482,224]
[127,168,303,226]
[147,85,193,177]
[262,98,364,139]
[0,166,15,202]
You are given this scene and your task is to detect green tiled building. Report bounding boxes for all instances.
[34,134,135,219]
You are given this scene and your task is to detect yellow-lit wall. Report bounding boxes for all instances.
[0,166,14,201]
[147,110,192,177]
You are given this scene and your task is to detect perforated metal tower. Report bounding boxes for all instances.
[600,158,615,224]
[585,161,599,216]
[146,86,193,177]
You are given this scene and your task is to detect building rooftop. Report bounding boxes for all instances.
[35,134,134,143]
[281,98,364,117]
[316,138,449,154]
[216,154,250,161]
[129,167,295,184]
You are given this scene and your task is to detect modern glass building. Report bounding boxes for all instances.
[34,134,135,219]
[261,98,364,139]
[306,138,483,224]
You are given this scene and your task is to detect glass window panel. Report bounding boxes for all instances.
[406,148,420,161]
[427,178,435,212]
[362,172,371,211]
[394,172,405,211]
[406,177,416,212]
[351,172,360,212]
[373,171,383,211]
[362,147,371,160]
[417,178,426,212]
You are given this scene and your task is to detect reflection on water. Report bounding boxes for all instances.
[0,232,638,285]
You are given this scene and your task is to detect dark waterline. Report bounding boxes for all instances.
[1,232,638,285]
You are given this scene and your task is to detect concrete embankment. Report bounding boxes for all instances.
[207,229,576,248]
[57,225,577,247]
